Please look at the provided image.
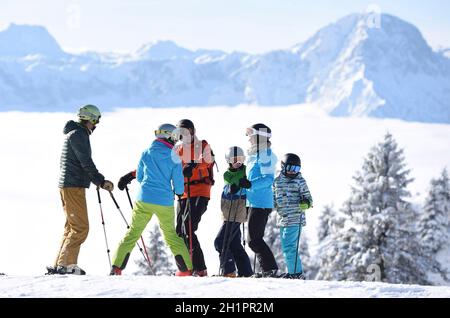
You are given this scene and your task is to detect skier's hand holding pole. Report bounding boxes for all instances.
[100,180,114,192]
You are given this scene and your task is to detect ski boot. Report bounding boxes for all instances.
[193,269,208,277]
[281,272,306,280]
[110,266,122,276]
[174,255,192,276]
[223,272,237,278]
[46,265,68,275]
[175,270,192,277]
[252,269,279,278]
[66,264,86,275]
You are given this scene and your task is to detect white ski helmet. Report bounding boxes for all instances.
[225,146,245,163]
[155,123,176,140]
[77,104,101,125]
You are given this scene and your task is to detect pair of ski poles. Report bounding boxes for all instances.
[96,186,153,274]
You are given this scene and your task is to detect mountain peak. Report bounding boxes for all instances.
[287,12,448,122]
[134,40,193,60]
[0,23,64,58]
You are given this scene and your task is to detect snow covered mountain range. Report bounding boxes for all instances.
[0,13,449,123]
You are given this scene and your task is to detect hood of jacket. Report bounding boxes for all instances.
[63,120,88,135]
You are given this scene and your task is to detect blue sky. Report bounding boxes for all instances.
[0,0,449,53]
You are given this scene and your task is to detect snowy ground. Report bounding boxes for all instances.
[1,275,450,298]
[0,104,449,281]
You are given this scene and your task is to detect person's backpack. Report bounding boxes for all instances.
[202,140,216,185]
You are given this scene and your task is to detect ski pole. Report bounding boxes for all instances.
[187,177,193,263]
[293,219,302,274]
[108,190,155,274]
[96,188,112,269]
[125,186,153,272]
[242,223,246,249]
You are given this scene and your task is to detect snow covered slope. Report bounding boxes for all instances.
[0,13,449,123]
[1,275,450,298]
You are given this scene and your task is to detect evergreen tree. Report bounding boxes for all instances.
[299,235,318,279]
[317,133,428,284]
[317,205,336,242]
[419,169,450,253]
[315,207,351,281]
[135,224,175,276]
[417,169,450,282]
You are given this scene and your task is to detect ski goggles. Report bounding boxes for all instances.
[171,127,191,141]
[154,129,173,136]
[284,164,301,173]
[228,156,246,164]
[246,127,272,138]
[90,116,101,125]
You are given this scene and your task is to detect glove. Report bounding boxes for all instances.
[118,171,136,191]
[101,180,114,192]
[176,194,183,201]
[239,178,252,189]
[183,162,197,178]
[300,198,312,210]
[229,184,240,194]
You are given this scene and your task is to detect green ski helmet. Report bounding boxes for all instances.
[77,104,101,125]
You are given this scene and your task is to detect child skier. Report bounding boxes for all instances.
[110,124,193,276]
[214,146,253,277]
[273,153,313,279]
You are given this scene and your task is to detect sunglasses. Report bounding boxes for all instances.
[284,164,301,173]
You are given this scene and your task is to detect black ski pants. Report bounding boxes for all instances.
[214,221,253,277]
[247,208,278,272]
[176,196,209,272]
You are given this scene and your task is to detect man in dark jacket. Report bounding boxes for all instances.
[47,105,113,275]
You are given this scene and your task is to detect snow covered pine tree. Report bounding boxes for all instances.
[299,235,315,279]
[317,205,336,242]
[417,169,450,284]
[135,224,175,276]
[315,205,348,281]
[317,133,428,285]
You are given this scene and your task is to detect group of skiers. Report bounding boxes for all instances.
[47,104,313,279]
